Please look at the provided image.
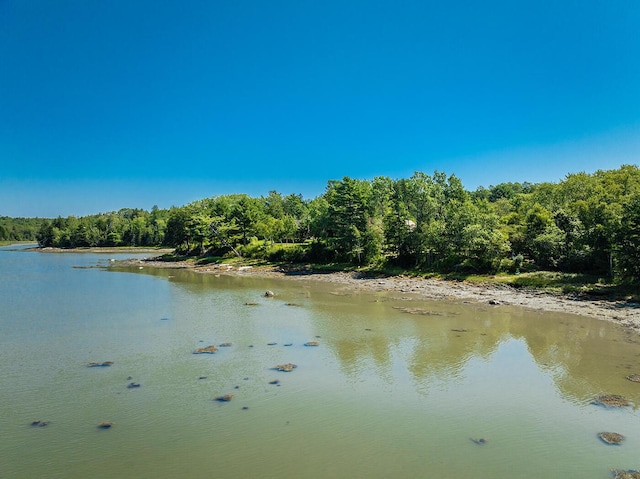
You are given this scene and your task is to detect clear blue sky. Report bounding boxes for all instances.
[1,0,639,217]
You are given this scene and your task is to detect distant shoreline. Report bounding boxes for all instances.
[114,256,640,335]
[33,246,174,254]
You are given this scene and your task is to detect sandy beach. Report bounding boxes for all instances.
[120,257,640,334]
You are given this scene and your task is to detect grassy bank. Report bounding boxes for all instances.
[446,271,639,301]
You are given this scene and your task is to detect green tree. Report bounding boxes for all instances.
[324,177,378,263]
[164,208,191,251]
[232,196,263,245]
[283,193,307,219]
[208,215,242,257]
[383,179,422,266]
[263,191,285,219]
[616,195,640,281]
[306,196,330,240]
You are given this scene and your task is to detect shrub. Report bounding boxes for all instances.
[238,238,268,259]
[268,244,308,263]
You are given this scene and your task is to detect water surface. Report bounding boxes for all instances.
[1,246,639,478]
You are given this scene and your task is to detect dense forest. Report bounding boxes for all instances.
[0,216,47,243]
[33,207,169,248]
[4,165,639,281]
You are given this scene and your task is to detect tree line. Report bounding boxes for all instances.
[23,164,640,281]
[35,207,168,248]
[0,216,47,243]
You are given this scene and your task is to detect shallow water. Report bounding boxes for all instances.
[1,246,639,478]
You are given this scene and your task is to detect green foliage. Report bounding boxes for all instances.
[509,272,609,294]
[232,195,263,245]
[616,195,640,281]
[322,177,376,263]
[164,207,191,251]
[238,238,268,259]
[36,208,170,249]
[0,217,47,242]
[10,164,640,285]
[267,243,308,263]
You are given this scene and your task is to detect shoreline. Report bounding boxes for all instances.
[34,246,174,254]
[120,257,640,334]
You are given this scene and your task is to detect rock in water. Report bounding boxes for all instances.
[592,394,631,407]
[274,363,297,372]
[625,373,640,383]
[612,470,640,479]
[215,394,234,402]
[193,345,218,354]
[598,432,625,445]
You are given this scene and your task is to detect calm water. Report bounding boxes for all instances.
[1,246,639,479]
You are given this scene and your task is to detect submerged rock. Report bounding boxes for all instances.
[87,361,113,367]
[599,432,625,445]
[274,363,297,372]
[612,470,640,479]
[392,306,445,316]
[215,394,234,402]
[470,438,487,445]
[626,373,640,383]
[193,345,218,354]
[593,394,631,407]
[30,420,49,427]
[126,382,141,389]
[218,342,233,347]
[98,421,114,429]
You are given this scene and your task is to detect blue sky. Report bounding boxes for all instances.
[1,0,639,217]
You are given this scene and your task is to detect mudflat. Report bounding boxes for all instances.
[119,258,640,334]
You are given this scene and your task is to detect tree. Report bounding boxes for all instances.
[263,191,285,219]
[383,179,422,266]
[164,208,191,251]
[306,196,330,239]
[37,221,55,247]
[616,196,640,281]
[283,193,307,219]
[324,177,377,263]
[208,215,242,257]
[187,214,211,255]
[232,196,263,245]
